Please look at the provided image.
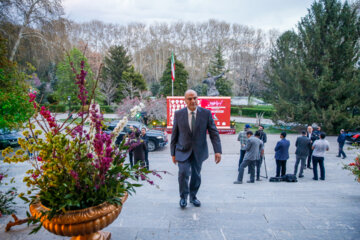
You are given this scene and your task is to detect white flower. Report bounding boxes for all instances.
[112,116,128,143]
[139,102,145,109]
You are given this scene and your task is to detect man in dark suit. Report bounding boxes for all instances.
[274,132,290,177]
[294,131,311,178]
[171,90,222,208]
[337,129,347,159]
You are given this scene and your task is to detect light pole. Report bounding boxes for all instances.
[68,96,71,119]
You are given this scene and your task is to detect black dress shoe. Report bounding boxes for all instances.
[179,198,187,208]
[308,166,313,169]
[336,155,341,157]
[256,178,262,181]
[298,175,304,178]
[247,180,255,183]
[190,197,201,207]
[312,177,318,181]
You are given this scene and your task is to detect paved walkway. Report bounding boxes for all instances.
[1,134,359,239]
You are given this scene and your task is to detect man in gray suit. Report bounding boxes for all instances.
[294,131,311,178]
[234,131,263,184]
[171,90,222,208]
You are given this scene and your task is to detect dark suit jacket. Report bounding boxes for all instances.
[171,107,222,162]
[274,138,290,160]
[133,140,147,161]
[307,131,319,146]
[295,136,310,156]
[337,133,346,146]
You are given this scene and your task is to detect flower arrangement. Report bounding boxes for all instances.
[2,61,160,232]
[343,152,360,182]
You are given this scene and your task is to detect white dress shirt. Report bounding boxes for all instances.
[187,107,197,131]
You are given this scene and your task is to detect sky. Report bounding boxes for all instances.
[62,0,320,32]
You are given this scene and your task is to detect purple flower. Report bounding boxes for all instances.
[70,170,79,181]
[87,153,94,159]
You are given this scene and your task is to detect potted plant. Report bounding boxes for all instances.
[343,152,360,183]
[2,61,160,239]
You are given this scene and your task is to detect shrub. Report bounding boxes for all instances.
[241,107,275,118]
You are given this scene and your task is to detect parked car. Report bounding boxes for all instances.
[0,129,21,149]
[345,128,360,143]
[105,121,168,152]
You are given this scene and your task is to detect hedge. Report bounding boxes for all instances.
[241,108,275,118]
[101,105,115,113]
[231,107,240,115]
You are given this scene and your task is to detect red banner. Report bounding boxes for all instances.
[167,96,231,129]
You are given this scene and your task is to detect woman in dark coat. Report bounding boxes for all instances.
[132,131,147,168]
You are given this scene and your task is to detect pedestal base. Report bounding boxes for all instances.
[71,231,111,240]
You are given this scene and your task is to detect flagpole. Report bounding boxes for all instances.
[172,79,174,96]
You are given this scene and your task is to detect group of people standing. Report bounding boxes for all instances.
[234,124,344,183]
[128,126,150,170]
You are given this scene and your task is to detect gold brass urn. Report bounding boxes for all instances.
[29,193,128,240]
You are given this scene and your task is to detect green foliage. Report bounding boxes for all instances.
[100,105,115,113]
[159,55,188,96]
[122,65,147,97]
[192,83,208,96]
[0,36,34,130]
[241,107,275,118]
[231,107,240,115]
[102,45,132,101]
[150,82,161,96]
[265,0,360,133]
[208,45,232,96]
[0,172,17,216]
[55,48,95,104]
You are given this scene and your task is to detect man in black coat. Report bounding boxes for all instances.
[140,127,150,169]
[171,90,222,208]
[294,131,311,178]
[336,129,347,159]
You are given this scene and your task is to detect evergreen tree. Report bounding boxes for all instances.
[150,82,161,96]
[0,36,33,129]
[102,45,132,101]
[121,66,147,99]
[208,45,232,96]
[159,55,188,96]
[265,0,360,133]
[55,48,95,104]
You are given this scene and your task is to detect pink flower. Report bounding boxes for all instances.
[70,170,79,181]
[37,156,42,161]
[87,153,94,159]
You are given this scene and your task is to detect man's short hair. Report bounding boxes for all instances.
[259,125,264,129]
[255,131,261,137]
[246,131,253,136]
[281,132,287,138]
[320,132,326,139]
[301,130,306,135]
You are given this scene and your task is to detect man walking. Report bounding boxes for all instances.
[237,124,251,170]
[274,132,290,177]
[171,90,222,208]
[234,131,263,184]
[294,131,311,178]
[312,132,330,180]
[336,129,347,159]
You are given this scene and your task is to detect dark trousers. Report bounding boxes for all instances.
[238,150,246,171]
[294,155,307,176]
[237,160,255,182]
[307,148,313,168]
[145,150,149,170]
[129,151,134,167]
[178,152,203,199]
[276,159,287,177]
[256,158,263,180]
[338,144,347,158]
[312,156,325,180]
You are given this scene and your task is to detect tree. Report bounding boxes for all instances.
[150,82,161,96]
[159,55,188,96]
[0,36,33,129]
[0,0,64,61]
[121,66,147,99]
[99,76,118,106]
[265,0,360,132]
[102,45,132,101]
[55,48,95,104]
[208,45,232,96]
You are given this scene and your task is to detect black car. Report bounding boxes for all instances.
[105,121,168,152]
[0,129,21,149]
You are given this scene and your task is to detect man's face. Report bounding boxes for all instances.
[141,129,146,135]
[318,127,321,131]
[340,129,344,134]
[307,126,313,133]
[185,91,198,111]
[246,134,251,138]
[259,126,263,131]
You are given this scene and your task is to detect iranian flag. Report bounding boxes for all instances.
[171,52,175,82]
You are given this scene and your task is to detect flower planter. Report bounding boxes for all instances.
[29,192,128,240]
